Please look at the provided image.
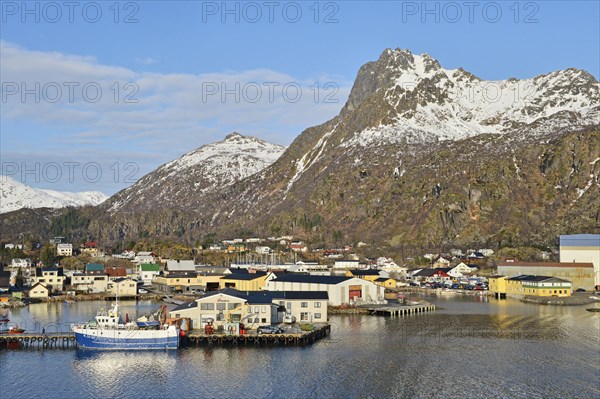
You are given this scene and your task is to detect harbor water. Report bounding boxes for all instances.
[0,295,598,399]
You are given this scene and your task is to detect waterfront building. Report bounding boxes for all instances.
[165,260,196,274]
[497,261,595,291]
[169,288,328,329]
[108,277,137,296]
[489,275,572,298]
[71,273,109,293]
[374,277,397,289]
[31,268,65,292]
[153,273,204,293]
[559,234,600,289]
[266,274,385,306]
[28,282,50,299]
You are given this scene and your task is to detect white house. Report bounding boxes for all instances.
[71,273,108,293]
[333,260,360,270]
[255,246,272,254]
[134,252,156,264]
[107,277,137,296]
[56,243,73,256]
[266,274,385,306]
[11,258,31,268]
[165,260,196,274]
[29,282,50,299]
[447,262,474,278]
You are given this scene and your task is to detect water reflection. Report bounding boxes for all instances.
[1,296,598,399]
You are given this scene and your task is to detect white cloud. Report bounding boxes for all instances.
[0,41,352,193]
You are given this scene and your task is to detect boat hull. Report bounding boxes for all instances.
[73,328,179,350]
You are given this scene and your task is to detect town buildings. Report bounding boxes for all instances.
[497,261,595,291]
[489,275,572,298]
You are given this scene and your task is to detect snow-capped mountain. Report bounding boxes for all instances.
[340,49,599,147]
[104,133,286,212]
[0,176,108,214]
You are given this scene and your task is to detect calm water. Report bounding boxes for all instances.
[1,295,598,399]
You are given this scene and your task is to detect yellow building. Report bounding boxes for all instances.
[108,278,138,297]
[220,272,268,291]
[488,276,508,298]
[504,275,572,297]
[374,277,397,289]
[498,261,595,291]
[345,269,381,282]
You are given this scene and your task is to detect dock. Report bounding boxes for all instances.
[0,333,78,349]
[183,324,331,347]
[362,303,435,317]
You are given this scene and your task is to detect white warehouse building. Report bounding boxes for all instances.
[266,274,386,306]
[559,234,600,289]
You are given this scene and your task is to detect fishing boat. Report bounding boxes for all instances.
[71,302,179,350]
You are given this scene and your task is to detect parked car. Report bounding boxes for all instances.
[283,314,296,324]
[138,288,148,294]
[257,326,283,335]
[575,288,586,292]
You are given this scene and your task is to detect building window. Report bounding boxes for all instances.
[228,303,236,310]
[217,303,226,311]
[254,306,259,313]
[300,312,310,321]
[301,302,308,308]
[315,313,322,319]
[254,318,259,324]
[261,318,266,323]
[315,302,321,308]
[261,306,266,313]
[200,303,214,310]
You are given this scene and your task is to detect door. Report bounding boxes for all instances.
[349,285,362,301]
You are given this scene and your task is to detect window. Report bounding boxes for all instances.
[254,318,259,323]
[301,302,308,308]
[261,318,266,323]
[200,303,214,310]
[254,306,259,313]
[279,301,285,306]
[228,303,236,310]
[216,313,224,321]
[261,306,266,313]
[315,313,322,319]
[314,302,321,308]
[300,312,310,321]
[217,303,226,311]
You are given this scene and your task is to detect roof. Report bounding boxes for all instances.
[112,277,134,283]
[36,268,64,276]
[166,272,198,279]
[141,263,161,272]
[105,267,127,277]
[221,272,267,281]
[507,275,572,284]
[349,269,380,276]
[414,268,448,277]
[171,301,198,312]
[560,234,600,247]
[137,252,154,256]
[200,288,329,303]
[498,261,594,268]
[271,274,351,285]
[165,260,195,272]
[86,263,105,271]
[375,277,394,282]
[29,282,49,291]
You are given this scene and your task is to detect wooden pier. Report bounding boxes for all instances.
[0,333,78,349]
[363,303,435,317]
[183,324,331,347]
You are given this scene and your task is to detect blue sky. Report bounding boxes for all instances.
[1,1,599,194]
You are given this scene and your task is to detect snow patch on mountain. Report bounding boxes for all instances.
[106,133,286,212]
[343,49,599,147]
[0,176,108,214]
